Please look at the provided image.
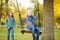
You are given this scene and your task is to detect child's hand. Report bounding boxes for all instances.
[8,27,10,29]
[37,11,40,15]
[13,27,15,29]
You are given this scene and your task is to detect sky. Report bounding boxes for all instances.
[9,0,43,8]
[16,0,43,8]
[17,0,34,8]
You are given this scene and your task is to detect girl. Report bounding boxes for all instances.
[5,11,16,40]
[20,9,40,40]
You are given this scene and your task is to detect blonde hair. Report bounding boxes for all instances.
[7,11,14,18]
[26,8,33,15]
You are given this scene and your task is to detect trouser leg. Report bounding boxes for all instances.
[27,26,35,40]
[35,27,40,40]
[11,28,14,40]
[7,29,10,40]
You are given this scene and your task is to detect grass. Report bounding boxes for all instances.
[54,32,60,40]
[0,25,60,40]
[0,26,42,40]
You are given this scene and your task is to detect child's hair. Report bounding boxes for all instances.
[7,11,14,18]
[26,8,33,15]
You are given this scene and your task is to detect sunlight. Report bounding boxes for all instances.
[16,0,43,8]
[16,0,34,8]
[38,0,43,4]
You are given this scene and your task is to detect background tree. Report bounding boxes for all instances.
[5,0,9,14]
[0,0,3,26]
[54,0,60,29]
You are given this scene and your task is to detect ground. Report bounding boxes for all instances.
[0,25,60,40]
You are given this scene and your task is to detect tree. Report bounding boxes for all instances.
[0,0,9,26]
[54,0,60,29]
[5,0,9,15]
[42,0,54,40]
[0,0,3,26]
[31,0,39,16]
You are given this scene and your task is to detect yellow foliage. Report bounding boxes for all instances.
[54,0,60,22]
[13,7,26,24]
[54,0,60,17]
[20,8,27,18]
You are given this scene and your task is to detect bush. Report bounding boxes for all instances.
[1,22,5,25]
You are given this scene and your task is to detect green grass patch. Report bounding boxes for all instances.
[0,26,60,40]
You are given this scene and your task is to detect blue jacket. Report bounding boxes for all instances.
[5,16,16,27]
[27,15,37,27]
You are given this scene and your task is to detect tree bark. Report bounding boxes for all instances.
[5,0,9,15]
[0,0,3,26]
[42,0,54,40]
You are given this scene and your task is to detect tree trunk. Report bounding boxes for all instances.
[42,0,54,40]
[0,0,2,26]
[5,0,9,15]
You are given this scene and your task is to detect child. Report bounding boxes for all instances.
[5,11,16,40]
[20,9,40,40]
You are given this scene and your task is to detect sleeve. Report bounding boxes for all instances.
[20,18,26,22]
[34,15,40,20]
[13,18,16,27]
[28,17,37,27]
[5,17,9,27]
[18,13,26,22]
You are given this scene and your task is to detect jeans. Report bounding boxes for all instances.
[7,27,14,40]
[27,26,40,38]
